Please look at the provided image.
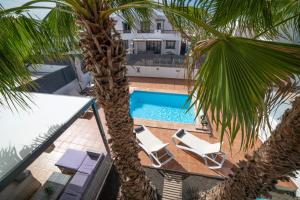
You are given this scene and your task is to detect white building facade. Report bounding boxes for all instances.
[112,11,194,79]
[113,11,187,56]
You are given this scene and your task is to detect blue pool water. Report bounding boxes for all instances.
[130,91,195,124]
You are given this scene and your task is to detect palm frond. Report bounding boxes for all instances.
[109,0,152,29]
[255,0,300,41]
[189,37,300,149]
[162,0,212,40]
[160,0,276,37]
[20,0,91,19]
[0,4,77,108]
[42,3,78,50]
[207,0,275,37]
[0,14,48,108]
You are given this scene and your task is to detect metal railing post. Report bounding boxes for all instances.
[91,100,111,157]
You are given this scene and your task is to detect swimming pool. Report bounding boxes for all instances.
[130,91,196,124]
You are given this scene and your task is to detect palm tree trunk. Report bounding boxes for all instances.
[200,97,300,200]
[77,2,156,200]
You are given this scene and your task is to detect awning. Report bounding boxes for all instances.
[0,93,107,189]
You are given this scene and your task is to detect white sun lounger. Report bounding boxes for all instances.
[134,125,174,168]
[172,129,226,169]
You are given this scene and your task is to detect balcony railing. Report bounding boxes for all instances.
[116,30,131,33]
[126,54,186,68]
[116,29,178,34]
[137,29,155,33]
[161,30,178,34]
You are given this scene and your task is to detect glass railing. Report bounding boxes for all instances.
[116,29,178,34]
[126,54,185,67]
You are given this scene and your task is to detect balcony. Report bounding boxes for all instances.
[161,30,177,34]
[117,29,178,34]
[137,29,155,33]
[117,29,181,41]
[116,30,131,34]
[126,54,186,68]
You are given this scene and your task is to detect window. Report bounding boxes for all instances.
[165,41,176,49]
[123,40,129,49]
[146,41,161,54]
[123,22,131,33]
[140,22,150,33]
[157,23,161,30]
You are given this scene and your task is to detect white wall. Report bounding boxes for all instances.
[126,65,198,79]
[113,14,123,30]
[113,12,177,33]
[121,30,181,41]
[275,26,300,44]
[163,18,174,30]
[294,175,300,197]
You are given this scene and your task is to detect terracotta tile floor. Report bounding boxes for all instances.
[129,77,191,94]
[26,76,297,191]
[27,116,107,184]
[129,77,297,190]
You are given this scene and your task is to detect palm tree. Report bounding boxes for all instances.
[162,0,300,199]
[0,1,158,199]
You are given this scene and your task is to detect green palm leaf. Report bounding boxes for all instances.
[0,14,50,108]
[42,4,78,50]
[209,0,274,33]
[189,37,300,149]
[109,0,152,28]
[256,0,300,41]
[160,0,300,149]
[0,0,159,108]
[0,4,77,108]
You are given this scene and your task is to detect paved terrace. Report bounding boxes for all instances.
[129,77,297,191]
[25,77,296,192]
[27,116,106,185]
[129,77,246,176]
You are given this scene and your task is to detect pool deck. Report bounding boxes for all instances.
[20,76,296,193]
[128,77,298,191]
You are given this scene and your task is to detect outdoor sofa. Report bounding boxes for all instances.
[55,149,104,200]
